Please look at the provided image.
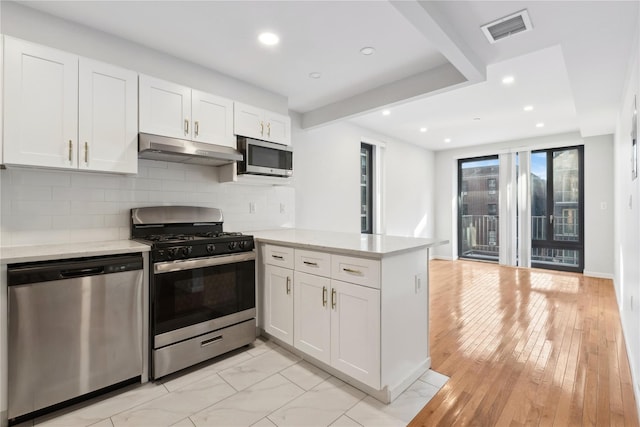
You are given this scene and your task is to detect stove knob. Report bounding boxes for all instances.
[239,240,247,250]
[206,244,216,254]
[181,247,191,257]
[167,248,178,259]
[228,241,238,250]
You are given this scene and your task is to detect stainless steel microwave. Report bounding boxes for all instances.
[237,137,293,178]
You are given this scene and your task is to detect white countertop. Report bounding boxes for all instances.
[251,229,448,258]
[0,240,150,264]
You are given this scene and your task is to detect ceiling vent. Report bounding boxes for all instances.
[481,10,532,44]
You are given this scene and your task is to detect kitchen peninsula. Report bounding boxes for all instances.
[252,229,447,403]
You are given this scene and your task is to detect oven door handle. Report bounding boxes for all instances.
[154,252,256,274]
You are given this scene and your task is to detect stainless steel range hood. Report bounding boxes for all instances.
[138,133,243,166]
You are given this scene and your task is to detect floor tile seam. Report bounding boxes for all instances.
[59,383,172,425]
[264,374,367,427]
[191,372,306,423]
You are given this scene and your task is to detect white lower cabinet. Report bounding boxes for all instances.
[263,264,294,345]
[330,279,380,388]
[293,272,380,388]
[293,271,331,364]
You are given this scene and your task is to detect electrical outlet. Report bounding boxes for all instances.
[249,202,256,214]
[600,202,607,210]
[280,203,286,214]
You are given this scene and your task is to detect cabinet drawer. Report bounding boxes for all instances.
[263,244,294,269]
[331,255,380,289]
[295,249,331,277]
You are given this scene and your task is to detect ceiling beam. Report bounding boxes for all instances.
[301,63,467,129]
[390,0,485,84]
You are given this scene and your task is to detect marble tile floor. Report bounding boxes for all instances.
[15,338,449,427]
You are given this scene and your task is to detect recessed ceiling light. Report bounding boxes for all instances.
[536,122,545,128]
[523,105,534,112]
[309,72,321,79]
[420,127,428,133]
[360,47,376,55]
[502,75,515,85]
[258,32,279,46]
[382,109,390,116]
[444,138,452,143]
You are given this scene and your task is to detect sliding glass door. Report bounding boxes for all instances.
[530,146,584,272]
[458,156,500,262]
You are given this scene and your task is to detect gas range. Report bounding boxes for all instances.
[131,206,254,262]
[130,206,257,380]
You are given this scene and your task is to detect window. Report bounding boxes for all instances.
[458,155,500,262]
[360,143,373,234]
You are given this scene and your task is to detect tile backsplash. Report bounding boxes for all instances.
[0,159,295,247]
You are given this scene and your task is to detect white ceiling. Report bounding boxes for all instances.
[15,0,639,151]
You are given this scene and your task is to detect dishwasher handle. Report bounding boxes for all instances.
[60,267,105,278]
[8,253,143,286]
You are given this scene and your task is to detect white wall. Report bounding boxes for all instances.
[293,116,436,238]
[613,5,640,412]
[432,131,615,278]
[583,134,615,278]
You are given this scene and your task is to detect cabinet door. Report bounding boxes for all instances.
[330,280,380,388]
[192,90,235,148]
[264,264,294,345]
[78,58,138,173]
[233,102,264,140]
[264,111,291,146]
[4,37,78,168]
[294,272,331,364]
[139,74,191,139]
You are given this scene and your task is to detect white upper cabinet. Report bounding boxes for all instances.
[78,58,138,173]
[3,37,137,173]
[4,37,79,169]
[139,75,235,148]
[139,75,191,140]
[192,90,234,147]
[234,102,291,146]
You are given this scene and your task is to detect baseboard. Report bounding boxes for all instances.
[432,255,455,261]
[583,270,614,280]
[613,278,640,421]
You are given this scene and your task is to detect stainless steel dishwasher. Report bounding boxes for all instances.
[7,253,144,422]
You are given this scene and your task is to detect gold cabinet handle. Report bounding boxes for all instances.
[260,121,264,136]
[267,122,271,137]
[272,254,284,260]
[68,140,73,162]
[286,276,291,295]
[303,260,318,267]
[194,121,199,137]
[84,142,88,164]
[184,119,189,135]
[331,288,336,309]
[322,286,327,307]
[342,267,362,275]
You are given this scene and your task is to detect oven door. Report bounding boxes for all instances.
[151,252,256,348]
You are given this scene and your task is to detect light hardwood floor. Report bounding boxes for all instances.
[410,260,639,426]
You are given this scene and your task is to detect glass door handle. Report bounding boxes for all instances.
[550,214,554,224]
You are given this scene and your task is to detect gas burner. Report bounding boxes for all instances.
[144,234,195,242]
[195,231,244,238]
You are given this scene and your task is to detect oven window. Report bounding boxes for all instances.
[249,145,292,170]
[153,260,255,335]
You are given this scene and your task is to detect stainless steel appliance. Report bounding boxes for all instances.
[138,132,244,166]
[7,254,143,423]
[237,136,293,177]
[131,206,256,379]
